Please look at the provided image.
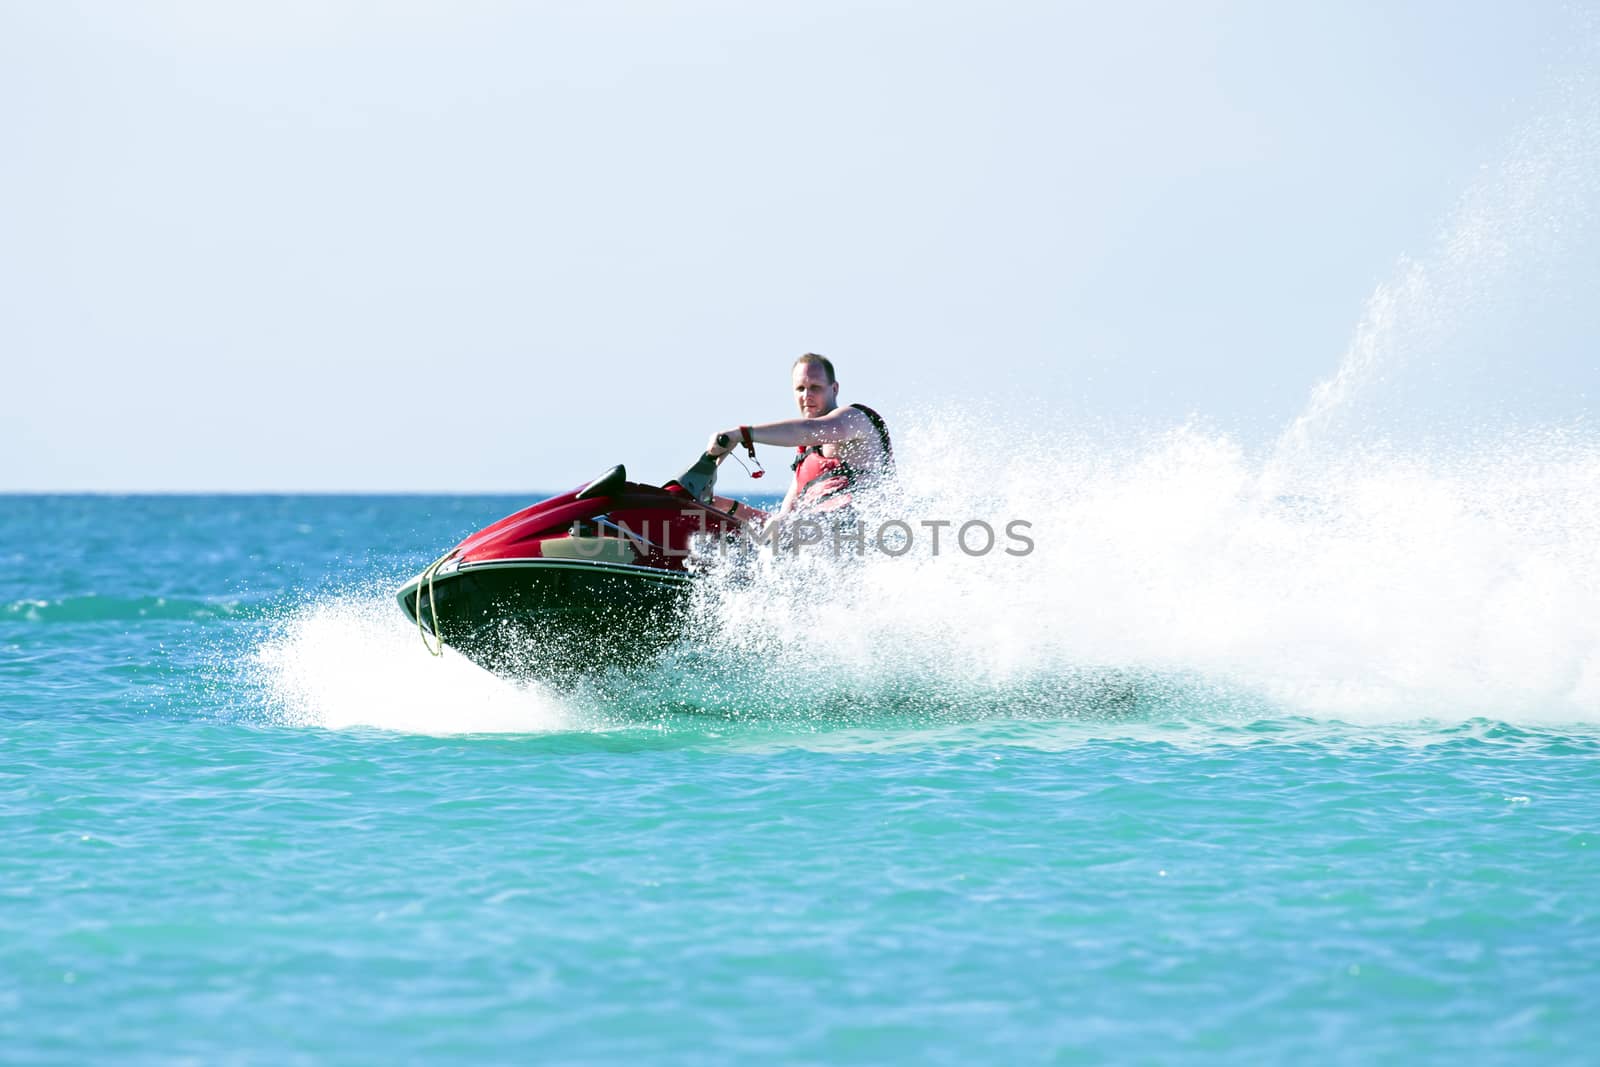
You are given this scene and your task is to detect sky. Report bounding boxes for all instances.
[2,0,1597,491]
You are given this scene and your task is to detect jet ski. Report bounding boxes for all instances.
[396,451,750,676]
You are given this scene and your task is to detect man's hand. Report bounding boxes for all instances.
[706,429,738,457]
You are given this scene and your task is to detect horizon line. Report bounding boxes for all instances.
[0,487,788,497]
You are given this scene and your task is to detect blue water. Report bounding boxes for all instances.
[4,492,1598,1064]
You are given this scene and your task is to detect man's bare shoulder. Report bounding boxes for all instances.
[834,404,878,438]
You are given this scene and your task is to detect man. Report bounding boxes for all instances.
[706,353,894,519]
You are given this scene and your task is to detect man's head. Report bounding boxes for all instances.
[792,353,839,418]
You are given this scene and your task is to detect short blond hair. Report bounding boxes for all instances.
[792,352,836,384]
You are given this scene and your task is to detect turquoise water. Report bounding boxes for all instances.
[5,492,1598,1063]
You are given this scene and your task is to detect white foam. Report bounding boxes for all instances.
[253,591,574,734]
[687,421,1600,724]
[245,422,1600,731]
[1278,54,1600,462]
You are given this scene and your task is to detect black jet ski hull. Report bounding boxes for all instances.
[398,558,695,677]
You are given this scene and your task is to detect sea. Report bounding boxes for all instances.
[5,424,1598,1065]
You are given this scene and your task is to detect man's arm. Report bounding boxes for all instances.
[707,407,870,455]
[708,495,770,524]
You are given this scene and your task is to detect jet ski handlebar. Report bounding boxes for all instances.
[668,449,727,503]
[670,431,760,503]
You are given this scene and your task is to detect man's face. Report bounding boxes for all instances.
[793,363,839,418]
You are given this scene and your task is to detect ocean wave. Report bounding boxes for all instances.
[4,595,251,624]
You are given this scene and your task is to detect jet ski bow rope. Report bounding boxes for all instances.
[415,548,459,656]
